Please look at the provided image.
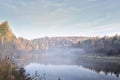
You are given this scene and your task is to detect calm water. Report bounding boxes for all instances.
[25,63,120,80]
[24,48,120,80]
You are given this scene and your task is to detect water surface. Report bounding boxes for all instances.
[24,48,120,80]
[25,63,120,80]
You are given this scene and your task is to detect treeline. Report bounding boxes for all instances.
[0,21,88,53]
[32,37,87,50]
[74,35,120,56]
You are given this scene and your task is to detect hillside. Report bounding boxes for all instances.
[32,36,89,50]
[74,35,120,56]
[0,21,120,58]
[0,21,88,57]
[0,21,19,57]
[0,21,16,42]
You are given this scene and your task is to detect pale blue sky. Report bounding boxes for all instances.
[0,0,120,39]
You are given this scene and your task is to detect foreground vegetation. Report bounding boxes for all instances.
[0,57,32,80]
[0,57,62,80]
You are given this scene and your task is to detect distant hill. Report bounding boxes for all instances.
[0,21,88,56]
[0,21,120,58]
[74,35,120,56]
[32,36,89,50]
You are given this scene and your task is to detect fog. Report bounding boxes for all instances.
[28,48,85,65]
[24,48,120,80]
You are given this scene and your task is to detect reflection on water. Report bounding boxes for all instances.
[23,48,120,80]
[75,57,120,78]
[25,63,120,80]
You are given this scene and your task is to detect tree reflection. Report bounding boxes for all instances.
[75,57,120,78]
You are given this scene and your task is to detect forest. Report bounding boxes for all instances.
[74,35,120,56]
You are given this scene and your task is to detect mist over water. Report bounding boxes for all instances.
[24,47,120,80]
[25,63,120,80]
[36,48,85,65]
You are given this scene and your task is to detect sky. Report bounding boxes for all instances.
[0,0,120,39]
